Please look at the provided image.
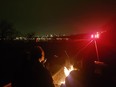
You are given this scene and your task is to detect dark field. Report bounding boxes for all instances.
[0,39,116,87]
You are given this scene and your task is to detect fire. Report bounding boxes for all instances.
[64,65,74,77]
[60,65,74,84]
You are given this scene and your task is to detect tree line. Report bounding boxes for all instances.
[0,20,36,40]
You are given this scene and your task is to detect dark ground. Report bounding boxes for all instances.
[0,37,116,87]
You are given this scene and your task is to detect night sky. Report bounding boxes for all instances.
[0,0,116,35]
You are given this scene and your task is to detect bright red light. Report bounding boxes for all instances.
[96,34,99,38]
[91,32,100,39]
[96,32,100,38]
[95,35,97,38]
[91,34,94,38]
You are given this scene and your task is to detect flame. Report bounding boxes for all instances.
[64,65,74,77]
[61,65,74,84]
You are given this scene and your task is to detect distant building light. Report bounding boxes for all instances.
[56,38,62,40]
[19,37,23,40]
[15,37,19,40]
[65,38,69,40]
[50,34,53,37]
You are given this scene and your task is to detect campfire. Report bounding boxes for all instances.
[60,65,74,84]
[52,64,75,87]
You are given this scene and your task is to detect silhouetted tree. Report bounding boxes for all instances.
[0,20,18,40]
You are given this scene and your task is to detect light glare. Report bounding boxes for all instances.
[91,32,100,39]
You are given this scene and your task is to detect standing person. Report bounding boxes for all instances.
[12,46,55,87]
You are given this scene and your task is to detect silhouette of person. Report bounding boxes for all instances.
[12,46,55,87]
